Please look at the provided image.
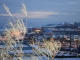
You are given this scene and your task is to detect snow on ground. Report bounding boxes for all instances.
[13,57,80,60]
[1,44,80,60]
[55,58,80,60]
[0,44,29,48]
[23,50,33,53]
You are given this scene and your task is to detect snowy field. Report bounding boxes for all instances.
[55,58,80,60]
[0,44,80,60]
[13,57,80,60]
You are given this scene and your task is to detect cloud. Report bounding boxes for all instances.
[0,13,26,18]
[28,11,60,18]
[0,11,60,18]
[56,2,78,6]
[68,2,78,4]
[0,11,75,18]
[62,13,70,15]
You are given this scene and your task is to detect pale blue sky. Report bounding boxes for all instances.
[0,0,80,27]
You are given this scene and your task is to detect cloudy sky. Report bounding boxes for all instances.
[0,0,80,27]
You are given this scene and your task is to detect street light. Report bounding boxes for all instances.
[35,30,41,33]
[35,29,41,41]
